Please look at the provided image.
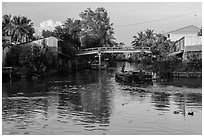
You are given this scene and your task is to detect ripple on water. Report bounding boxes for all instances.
[2,67,202,135]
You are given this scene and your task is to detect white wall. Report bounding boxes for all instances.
[30,36,58,51]
[169,34,197,42]
[45,37,58,48]
[184,36,202,46]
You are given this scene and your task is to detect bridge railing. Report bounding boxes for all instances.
[2,67,14,73]
[78,46,151,54]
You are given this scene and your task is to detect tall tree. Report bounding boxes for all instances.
[2,14,35,44]
[42,30,53,38]
[79,7,115,48]
[2,14,13,36]
[11,15,34,44]
[132,29,174,61]
[53,19,81,49]
[53,25,64,38]
[52,19,82,57]
[132,31,146,47]
[63,18,81,48]
[132,29,156,48]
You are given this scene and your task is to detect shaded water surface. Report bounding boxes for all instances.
[2,62,202,135]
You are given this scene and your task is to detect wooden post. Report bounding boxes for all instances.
[9,68,12,83]
[98,48,101,70]
[98,52,101,70]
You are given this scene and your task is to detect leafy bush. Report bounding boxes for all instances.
[5,45,22,66]
[19,43,47,75]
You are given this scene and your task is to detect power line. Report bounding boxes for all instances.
[114,9,201,27]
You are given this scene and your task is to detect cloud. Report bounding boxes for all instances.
[35,19,62,35]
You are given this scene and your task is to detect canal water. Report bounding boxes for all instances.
[2,62,202,135]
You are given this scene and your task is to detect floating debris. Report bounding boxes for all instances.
[17,92,24,95]
[122,102,129,106]
[70,87,78,90]
[84,125,96,128]
[188,112,194,116]
[122,88,132,91]
[48,81,72,83]
[81,87,86,90]
[3,97,30,100]
[98,124,109,127]
[129,120,133,123]
[174,111,180,114]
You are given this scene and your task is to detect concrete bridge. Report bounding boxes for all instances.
[75,46,151,70]
[76,47,151,56]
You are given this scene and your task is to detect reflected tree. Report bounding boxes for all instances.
[151,92,170,112]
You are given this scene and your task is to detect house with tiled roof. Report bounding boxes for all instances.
[164,25,200,42]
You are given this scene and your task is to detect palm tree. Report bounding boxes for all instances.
[11,15,34,44]
[144,29,155,47]
[2,14,35,44]
[132,31,146,47]
[2,14,13,36]
[132,29,156,48]
[104,34,116,47]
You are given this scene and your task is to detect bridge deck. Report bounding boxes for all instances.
[76,47,151,56]
[2,67,14,74]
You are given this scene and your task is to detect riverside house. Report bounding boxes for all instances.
[169,36,202,60]
[16,36,77,73]
[166,25,202,61]
[164,25,200,42]
[18,36,61,71]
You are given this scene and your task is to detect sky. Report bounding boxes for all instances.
[2,2,202,46]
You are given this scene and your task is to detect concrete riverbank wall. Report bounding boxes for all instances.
[172,72,202,78]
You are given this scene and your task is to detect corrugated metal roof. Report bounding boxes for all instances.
[15,36,61,46]
[165,25,200,34]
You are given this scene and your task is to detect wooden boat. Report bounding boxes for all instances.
[115,70,153,84]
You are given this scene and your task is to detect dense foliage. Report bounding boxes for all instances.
[19,44,47,75]
[131,29,190,78]
[3,9,202,77]
[79,7,116,48]
[132,29,156,47]
[42,30,53,38]
[2,14,35,44]
[41,7,117,57]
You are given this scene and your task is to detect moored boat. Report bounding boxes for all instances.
[115,70,153,84]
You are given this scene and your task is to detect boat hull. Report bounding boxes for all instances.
[115,71,153,84]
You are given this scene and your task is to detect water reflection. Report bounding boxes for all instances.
[173,92,202,116]
[165,78,202,88]
[151,92,170,112]
[2,62,202,135]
